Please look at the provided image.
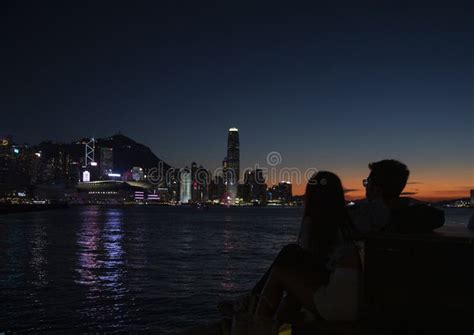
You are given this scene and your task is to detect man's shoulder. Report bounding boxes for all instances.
[388,202,445,233]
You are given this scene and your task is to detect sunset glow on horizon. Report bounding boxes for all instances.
[268,165,473,202]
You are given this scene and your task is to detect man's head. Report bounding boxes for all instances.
[364,159,409,201]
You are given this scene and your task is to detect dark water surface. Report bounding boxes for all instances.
[0,206,472,333]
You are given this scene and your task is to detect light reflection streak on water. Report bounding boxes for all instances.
[76,208,126,291]
[75,207,127,326]
[76,207,101,289]
[221,218,239,292]
[174,222,194,293]
[102,208,125,291]
[30,223,48,287]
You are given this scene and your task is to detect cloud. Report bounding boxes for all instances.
[401,191,418,195]
[344,188,359,194]
[407,182,423,185]
[433,189,472,195]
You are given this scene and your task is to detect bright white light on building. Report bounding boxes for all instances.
[108,173,121,177]
[229,127,238,132]
[90,161,98,166]
[83,170,90,182]
[35,152,41,158]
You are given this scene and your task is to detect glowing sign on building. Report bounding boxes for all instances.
[83,170,90,182]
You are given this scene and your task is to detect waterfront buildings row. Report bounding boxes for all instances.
[0,132,294,205]
[3,132,472,207]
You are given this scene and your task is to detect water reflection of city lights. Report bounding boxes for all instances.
[30,224,48,287]
[76,207,101,287]
[220,218,238,292]
[75,207,127,325]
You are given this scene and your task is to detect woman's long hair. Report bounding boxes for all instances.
[303,171,352,260]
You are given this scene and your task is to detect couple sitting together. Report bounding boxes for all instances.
[219,159,444,334]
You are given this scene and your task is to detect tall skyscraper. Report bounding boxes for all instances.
[180,169,191,204]
[222,128,239,203]
[225,127,240,185]
[99,147,113,176]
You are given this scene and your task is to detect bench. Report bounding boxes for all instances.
[293,225,474,334]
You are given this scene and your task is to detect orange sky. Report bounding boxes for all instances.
[279,166,474,202]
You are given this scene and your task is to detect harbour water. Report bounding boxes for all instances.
[0,206,472,333]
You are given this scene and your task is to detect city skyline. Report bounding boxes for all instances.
[1,130,472,202]
[2,1,473,201]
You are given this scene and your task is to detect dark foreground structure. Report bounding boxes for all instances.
[180,225,474,334]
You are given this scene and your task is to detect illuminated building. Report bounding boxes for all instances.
[147,192,159,202]
[0,136,13,185]
[82,138,95,168]
[191,162,198,201]
[166,168,180,203]
[471,190,474,208]
[190,162,209,203]
[82,170,90,182]
[0,139,40,189]
[223,128,239,202]
[0,135,12,157]
[75,180,150,204]
[268,181,293,204]
[225,128,240,183]
[180,169,191,203]
[242,169,267,203]
[278,181,292,202]
[99,147,113,176]
[131,167,144,181]
[209,174,225,202]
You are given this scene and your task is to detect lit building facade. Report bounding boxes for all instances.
[131,167,144,181]
[99,147,113,177]
[226,128,240,183]
[223,128,239,201]
[242,169,267,203]
[180,169,191,203]
[190,162,209,203]
[268,181,293,204]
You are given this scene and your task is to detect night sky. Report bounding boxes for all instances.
[1,1,473,199]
